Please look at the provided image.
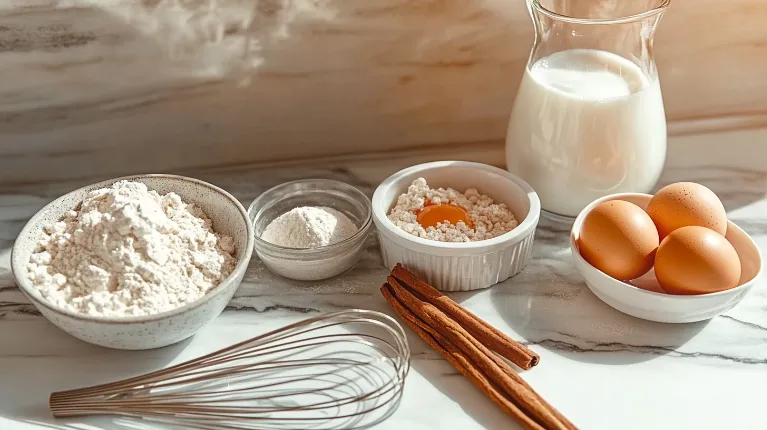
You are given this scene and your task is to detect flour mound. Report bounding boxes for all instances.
[26,181,237,317]
[260,206,358,249]
[387,178,519,242]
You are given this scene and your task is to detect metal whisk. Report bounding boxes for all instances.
[49,309,411,430]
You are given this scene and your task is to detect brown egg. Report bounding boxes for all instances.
[647,182,727,240]
[655,226,741,295]
[579,200,659,281]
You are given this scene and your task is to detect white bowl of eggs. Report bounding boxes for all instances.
[571,182,763,323]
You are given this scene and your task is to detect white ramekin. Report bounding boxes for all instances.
[372,161,541,291]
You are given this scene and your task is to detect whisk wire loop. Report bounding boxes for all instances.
[50,310,410,430]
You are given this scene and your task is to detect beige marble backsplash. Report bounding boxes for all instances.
[0,0,765,188]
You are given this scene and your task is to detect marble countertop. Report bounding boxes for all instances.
[0,130,765,430]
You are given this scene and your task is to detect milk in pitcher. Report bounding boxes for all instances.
[505,49,667,218]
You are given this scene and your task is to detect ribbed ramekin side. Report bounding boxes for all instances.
[377,230,536,291]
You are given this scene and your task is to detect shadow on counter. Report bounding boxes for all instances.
[409,358,523,430]
[0,332,191,429]
[487,219,709,366]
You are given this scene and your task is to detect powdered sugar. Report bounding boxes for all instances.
[26,181,236,317]
[387,178,518,242]
[256,206,361,281]
[260,206,357,249]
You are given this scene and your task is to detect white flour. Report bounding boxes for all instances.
[260,206,357,248]
[26,181,236,317]
[388,178,519,242]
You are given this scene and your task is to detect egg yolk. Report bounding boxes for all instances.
[417,203,472,229]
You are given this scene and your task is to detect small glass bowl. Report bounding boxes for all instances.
[247,179,372,281]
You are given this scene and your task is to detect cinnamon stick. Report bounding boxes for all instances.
[391,263,540,370]
[385,277,577,430]
[380,283,545,430]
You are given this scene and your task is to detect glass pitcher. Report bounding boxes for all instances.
[506,0,670,221]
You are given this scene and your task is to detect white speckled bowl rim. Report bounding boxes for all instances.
[372,161,541,255]
[570,192,764,299]
[10,174,254,324]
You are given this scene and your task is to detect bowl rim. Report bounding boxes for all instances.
[10,174,255,324]
[570,192,764,300]
[247,178,373,256]
[371,160,541,254]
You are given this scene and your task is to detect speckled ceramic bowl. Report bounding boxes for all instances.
[10,174,254,350]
